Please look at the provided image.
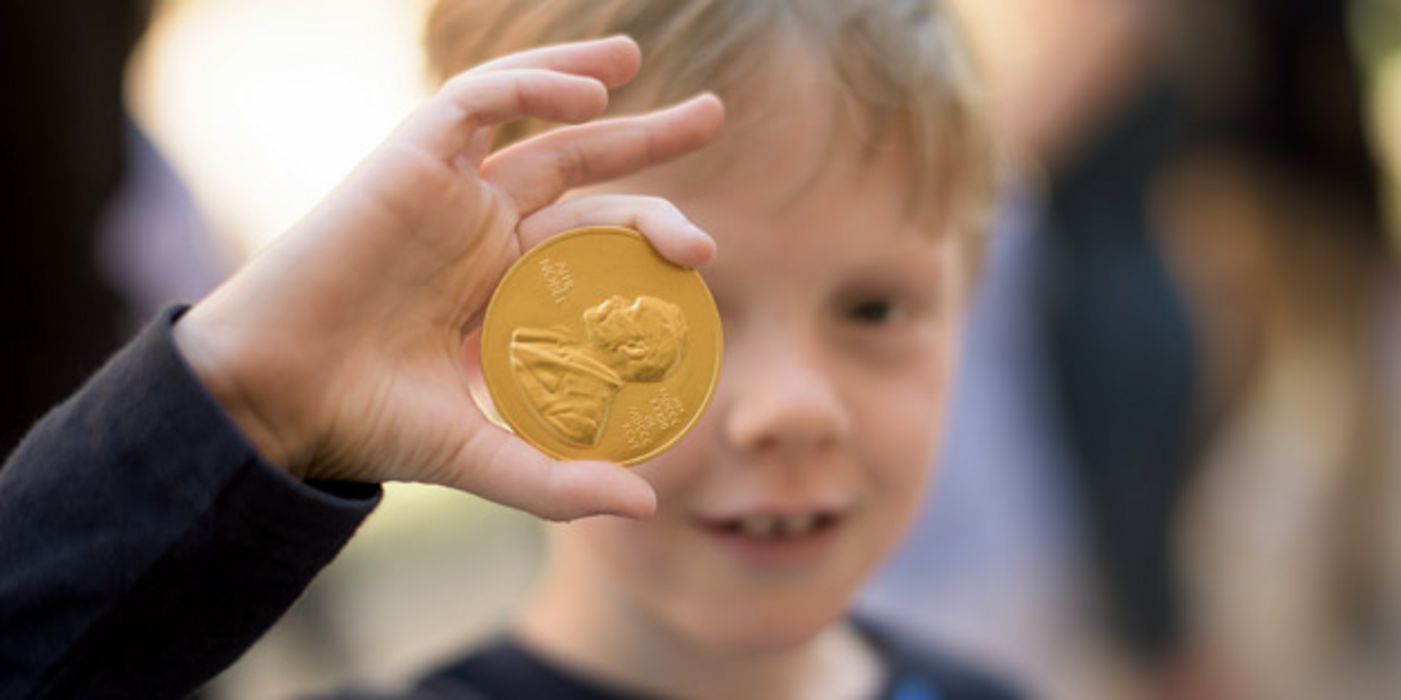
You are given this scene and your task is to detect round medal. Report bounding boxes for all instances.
[479,226,722,465]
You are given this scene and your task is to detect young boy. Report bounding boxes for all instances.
[0,1,1007,698]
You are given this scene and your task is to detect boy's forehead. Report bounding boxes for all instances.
[656,80,927,223]
[625,125,950,266]
[716,64,877,171]
[590,37,960,236]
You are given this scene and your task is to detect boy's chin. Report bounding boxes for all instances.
[671,599,848,654]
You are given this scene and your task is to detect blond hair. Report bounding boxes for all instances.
[425,0,995,239]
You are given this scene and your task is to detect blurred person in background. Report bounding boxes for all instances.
[0,0,224,457]
[1,1,147,455]
[871,0,1401,699]
[1160,0,1401,698]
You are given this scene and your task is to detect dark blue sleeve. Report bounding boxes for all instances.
[0,307,382,699]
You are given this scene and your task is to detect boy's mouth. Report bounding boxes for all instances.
[699,511,843,540]
[693,509,848,570]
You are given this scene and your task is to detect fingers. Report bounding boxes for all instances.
[399,69,610,163]
[467,35,641,89]
[482,93,725,216]
[447,426,658,521]
[395,37,643,165]
[519,195,716,269]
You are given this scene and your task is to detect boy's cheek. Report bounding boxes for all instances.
[862,369,950,447]
[855,408,948,517]
[630,418,715,501]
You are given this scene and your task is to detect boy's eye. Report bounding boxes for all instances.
[846,299,895,324]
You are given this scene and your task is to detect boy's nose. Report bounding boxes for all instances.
[721,342,851,460]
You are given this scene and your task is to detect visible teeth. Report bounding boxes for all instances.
[731,514,825,539]
[781,513,817,536]
[739,516,778,537]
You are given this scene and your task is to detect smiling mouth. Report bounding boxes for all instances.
[698,511,844,540]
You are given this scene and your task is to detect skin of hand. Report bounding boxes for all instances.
[171,37,724,521]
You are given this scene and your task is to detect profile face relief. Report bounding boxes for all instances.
[509,294,689,447]
[584,295,688,382]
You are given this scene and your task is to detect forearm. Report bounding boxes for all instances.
[0,306,380,698]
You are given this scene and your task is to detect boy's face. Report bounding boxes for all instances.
[554,93,966,651]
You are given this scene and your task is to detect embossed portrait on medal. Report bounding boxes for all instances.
[509,295,688,446]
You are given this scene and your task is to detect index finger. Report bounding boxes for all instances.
[467,35,642,89]
[392,37,645,163]
[481,93,726,216]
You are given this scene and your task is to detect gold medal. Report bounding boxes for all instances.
[479,226,722,465]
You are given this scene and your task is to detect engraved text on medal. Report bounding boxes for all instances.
[538,258,574,304]
[623,387,686,450]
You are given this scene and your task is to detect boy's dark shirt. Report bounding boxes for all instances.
[357,622,1021,700]
[0,309,1022,700]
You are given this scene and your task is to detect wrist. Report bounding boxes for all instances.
[172,309,308,477]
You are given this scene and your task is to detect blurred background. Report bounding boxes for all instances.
[3,0,1400,698]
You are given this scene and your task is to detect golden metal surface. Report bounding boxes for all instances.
[480,227,722,465]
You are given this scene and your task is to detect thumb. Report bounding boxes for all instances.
[445,427,657,521]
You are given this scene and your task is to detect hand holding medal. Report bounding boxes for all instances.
[172,38,724,520]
